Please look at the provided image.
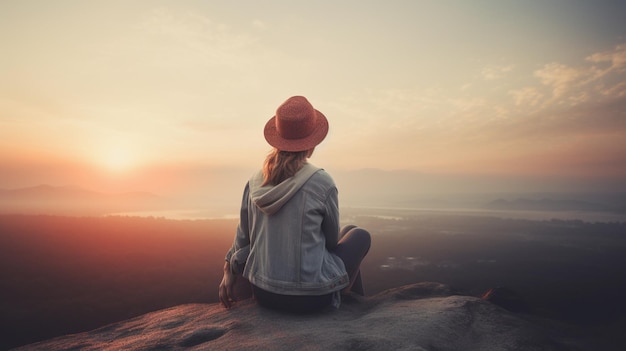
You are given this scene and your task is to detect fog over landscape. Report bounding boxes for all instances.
[2,170,625,222]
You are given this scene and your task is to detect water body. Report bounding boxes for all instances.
[109,206,626,223]
[351,207,626,223]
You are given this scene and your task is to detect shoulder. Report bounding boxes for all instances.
[307,169,336,193]
[248,170,265,190]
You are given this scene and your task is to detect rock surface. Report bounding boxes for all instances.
[15,282,582,351]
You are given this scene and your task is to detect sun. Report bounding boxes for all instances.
[88,134,147,176]
[103,148,135,173]
[96,141,139,174]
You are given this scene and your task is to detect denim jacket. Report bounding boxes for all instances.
[225,163,349,296]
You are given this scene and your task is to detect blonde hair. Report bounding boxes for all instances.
[262,148,313,186]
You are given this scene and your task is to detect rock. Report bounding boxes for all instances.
[481,286,531,314]
[15,282,579,351]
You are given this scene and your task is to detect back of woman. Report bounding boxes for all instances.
[219,96,371,313]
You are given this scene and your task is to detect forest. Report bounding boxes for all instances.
[1,213,625,349]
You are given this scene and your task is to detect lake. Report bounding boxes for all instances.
[109,206,626,223]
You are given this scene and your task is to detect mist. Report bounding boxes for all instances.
[2,161,625,222]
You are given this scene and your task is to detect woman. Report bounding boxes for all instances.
[219,96,371,313]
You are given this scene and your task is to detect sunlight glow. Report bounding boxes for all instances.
[103,149,133,173]
[1,1,624,194]
[99,143,137,174]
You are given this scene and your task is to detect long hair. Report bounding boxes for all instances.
[262,148,313,186]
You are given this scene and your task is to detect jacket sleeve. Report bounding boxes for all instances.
[322,186,340,250]
[225,182,251,274]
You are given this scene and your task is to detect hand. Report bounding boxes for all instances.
[219,264,236,309]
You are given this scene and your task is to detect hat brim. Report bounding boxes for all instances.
[263,109,329,152]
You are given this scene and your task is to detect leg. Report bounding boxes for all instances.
[340,224,357,237]
[334,226,371,296]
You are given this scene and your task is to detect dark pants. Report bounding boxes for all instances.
[334,225,371,296]
[252,286,333,313]
[253,225,371,313]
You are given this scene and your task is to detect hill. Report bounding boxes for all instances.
[14,282,587,351]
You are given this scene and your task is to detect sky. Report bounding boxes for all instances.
[1,0,625,197]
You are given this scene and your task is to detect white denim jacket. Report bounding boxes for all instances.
[225,163,349,296]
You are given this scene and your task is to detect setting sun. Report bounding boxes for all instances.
[103,148,134,173]
[97,140,138,174]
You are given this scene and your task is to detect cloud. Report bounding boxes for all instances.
[531,43,626,105]
[322,43,626,174]
[509,87,543,107]
[586,43,626,73]
[252,19,267,30]
[481,64,514,80]
[534,63,584,99]
[130,8,258,71]
[601,81,626,98]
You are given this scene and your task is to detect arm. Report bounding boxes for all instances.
[220,183,251,309]
[219,261,237,309]
[322,186,340,250]
[225,183,251,269]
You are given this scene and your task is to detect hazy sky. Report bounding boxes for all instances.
[1,0,625,194]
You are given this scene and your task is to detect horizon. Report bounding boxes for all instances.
[1,1,626,199]
[2,181,626,224]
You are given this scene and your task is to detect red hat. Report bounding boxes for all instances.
[264,96,329,152]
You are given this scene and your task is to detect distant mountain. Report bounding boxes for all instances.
[0,184,159,200]
[483,198,613,212]
[0,185,165,216]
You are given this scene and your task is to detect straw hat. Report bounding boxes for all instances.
[264,96,329,152]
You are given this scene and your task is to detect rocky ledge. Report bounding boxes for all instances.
[15,282,587,350]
